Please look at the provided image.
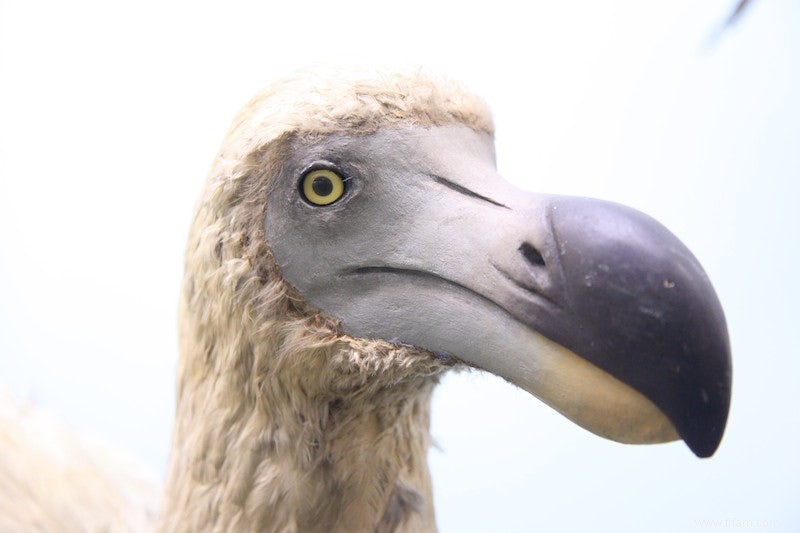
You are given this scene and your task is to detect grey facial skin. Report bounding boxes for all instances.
[264,124,731,457]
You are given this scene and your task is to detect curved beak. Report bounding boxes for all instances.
[511,196,731,457]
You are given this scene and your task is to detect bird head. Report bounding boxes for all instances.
[183,69,731,458]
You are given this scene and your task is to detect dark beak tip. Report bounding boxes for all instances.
[689,432,724,458]
[681,363,732,458]
[685,401,730,458]
[676,292,732,458]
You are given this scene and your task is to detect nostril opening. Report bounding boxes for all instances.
[519,242,546,267]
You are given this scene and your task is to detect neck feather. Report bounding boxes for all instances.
[161,299,447,532]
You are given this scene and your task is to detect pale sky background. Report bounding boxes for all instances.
[1,1,798,531]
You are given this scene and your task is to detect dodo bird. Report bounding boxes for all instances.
[1,69,732,532]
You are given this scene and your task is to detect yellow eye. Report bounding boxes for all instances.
[301,169,346,206]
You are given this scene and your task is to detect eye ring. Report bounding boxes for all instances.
[300,169,346,206]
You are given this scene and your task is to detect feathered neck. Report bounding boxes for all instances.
[161,297,447,531]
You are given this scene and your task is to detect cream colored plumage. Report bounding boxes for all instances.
[0,67,731,532]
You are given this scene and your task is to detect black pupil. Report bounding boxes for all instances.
[312,176,334,197]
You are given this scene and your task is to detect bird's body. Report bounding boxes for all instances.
[0,69,731,532]
[0,390,158,531]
